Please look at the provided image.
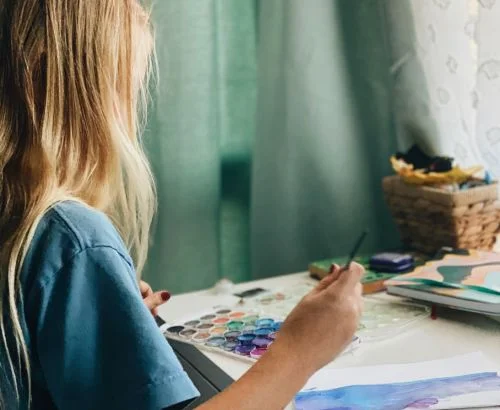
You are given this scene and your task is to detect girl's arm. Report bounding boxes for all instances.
[197,263,364,410]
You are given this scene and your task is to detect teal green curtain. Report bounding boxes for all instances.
[144,0,257,293]
[144,0,400,293]
[251,0,400,277]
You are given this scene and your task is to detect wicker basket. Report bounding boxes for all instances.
[382,175,500,255]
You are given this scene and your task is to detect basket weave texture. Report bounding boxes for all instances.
[382,175,500,254]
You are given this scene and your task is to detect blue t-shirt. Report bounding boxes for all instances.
[8,201,199,409]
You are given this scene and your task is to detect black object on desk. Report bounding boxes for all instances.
[156,316,234,409]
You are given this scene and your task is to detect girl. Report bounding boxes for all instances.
[0,1,364,409]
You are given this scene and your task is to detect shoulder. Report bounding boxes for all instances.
[47,201,128,254]
[21,201,133,288]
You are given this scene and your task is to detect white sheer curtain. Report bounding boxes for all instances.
[386,0,500,176]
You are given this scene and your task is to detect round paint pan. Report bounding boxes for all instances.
[268,332,277,340]
[196,322,214,330]
[254,327,274,337]
[237,333,256,346]
[215,308,232,315]
[179,329,197,340]
[224,331,241,341]
[200,314,217,321]
[242,315,259,325]
[184,320,201,328]
[234,345,253,356]
[242,325,257,334]
[222,341,238,352]
[272,321,283,331]
[210,326,227,336]
[255,318,274,328]
[192,332,211,343]
[226,320,244,331]
[250,347,267,359]
[229,311,246,319]
[252,337,272,348]
[205,337,226,348]
[241,315,259,326]
[166,325,184,335]
[212,317,230,325]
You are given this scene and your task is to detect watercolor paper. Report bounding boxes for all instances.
[295,352,500,410]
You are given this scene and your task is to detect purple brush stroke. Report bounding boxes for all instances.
[295,372,500,410]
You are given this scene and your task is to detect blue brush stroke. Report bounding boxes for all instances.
[295,372,500,410]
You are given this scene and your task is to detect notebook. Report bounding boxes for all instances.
[385,250,500,315]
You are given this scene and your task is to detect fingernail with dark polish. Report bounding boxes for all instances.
[161,291,171,301]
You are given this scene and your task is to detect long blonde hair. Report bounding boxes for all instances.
[0,0,156,406]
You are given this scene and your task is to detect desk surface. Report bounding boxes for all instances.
[158,272,500,409]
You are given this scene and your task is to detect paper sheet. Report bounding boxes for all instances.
[295,352,500,410]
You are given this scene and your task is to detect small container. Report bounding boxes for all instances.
[201,314,217,321]
[224,331,241,341]
[253,337,272,349]
[255,327,274,337]
[250,347,267,359]
[226,320,245,331]
[237,334,256,346]
[234,345,253,356]
[205,337,226,348]
[210,326,227,336]
[222,341,238,352]
[197,323,214,330]
[192,332,211,343]
[212,317,230,325]
[179,329,197,340]
[255,318,274,328]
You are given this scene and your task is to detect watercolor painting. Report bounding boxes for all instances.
[386,251,500,301]
[294,372,500,410]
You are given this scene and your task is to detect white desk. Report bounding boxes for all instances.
[159,272,500,408]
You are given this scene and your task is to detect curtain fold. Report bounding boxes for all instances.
[144,0,401,292]
[144,0,256,293]
[251,0,400,278]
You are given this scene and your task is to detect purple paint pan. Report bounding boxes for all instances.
[252,337,272,349]
[234,345,253,356]
[250,348,267,359]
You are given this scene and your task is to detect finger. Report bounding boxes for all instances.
[139,280,153,298]
[315,274,336,292]
[330,262,364,291]
[315,265,343,292]
[329,263,340,274]
[144,290,170,310]
[151,307,159,317]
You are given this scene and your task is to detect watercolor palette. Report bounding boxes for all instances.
[163,307,361,363]
[238,282,431,341]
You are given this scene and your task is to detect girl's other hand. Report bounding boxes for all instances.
[139,280,171,316]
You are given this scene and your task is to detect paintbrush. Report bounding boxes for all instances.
[329,230,368,274]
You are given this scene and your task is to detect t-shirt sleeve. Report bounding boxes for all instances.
[29,246,199,410]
